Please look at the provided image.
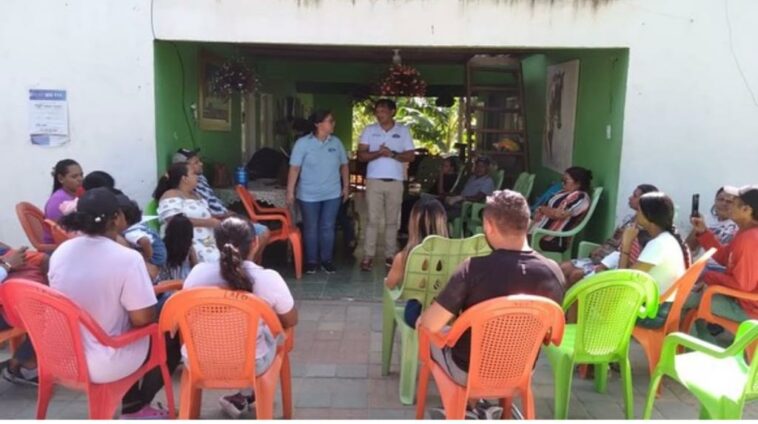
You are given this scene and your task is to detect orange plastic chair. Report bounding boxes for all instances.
[632,248,715,378]
[235,185,303,279]
[45,219,74,245]
[415,295,565,419]
[16,202,57,253]
[159,288,294,419]
[153,279,183,296]
[0,279,176,419]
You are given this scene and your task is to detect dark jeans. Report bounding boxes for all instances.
[298,197,342,265]
[121,334,182,414]
[0,314,35,364]
[336,199,355,248]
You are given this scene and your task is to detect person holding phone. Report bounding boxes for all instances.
[686,188,738,268]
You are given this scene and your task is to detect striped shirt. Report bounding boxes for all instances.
[194,175,228,216]
[532,190,591,242]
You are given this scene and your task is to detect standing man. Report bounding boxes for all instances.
[358,99,415,271]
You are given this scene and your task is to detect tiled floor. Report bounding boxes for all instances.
[2,296,758,419]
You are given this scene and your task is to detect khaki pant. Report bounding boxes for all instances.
[363,178,403,258]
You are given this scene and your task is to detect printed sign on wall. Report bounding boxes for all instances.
[29,89,69,147]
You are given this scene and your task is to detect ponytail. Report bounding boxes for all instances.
[666,225,692,268]
[153,162,189,201]
[219,243,254,292]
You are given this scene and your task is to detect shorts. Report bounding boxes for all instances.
[430,344,468,386]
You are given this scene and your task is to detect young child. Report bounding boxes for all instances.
[157,213,197,282]
[119,195,167,279]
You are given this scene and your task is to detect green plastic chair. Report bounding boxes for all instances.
[450,169,504,238]
[643,320,758,419]
[544,269,659,419]
[144,199,159,232]
[381,234,492,405]
[531,186,604,263]
[512,172,536,200]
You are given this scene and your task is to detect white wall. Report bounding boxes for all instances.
[154,0,758,230]
[0,0,156,245]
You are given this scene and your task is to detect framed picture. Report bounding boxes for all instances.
[542,59,580,172]
[198,51,232,131]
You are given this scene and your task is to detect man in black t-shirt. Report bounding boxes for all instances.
[418,189,565,391]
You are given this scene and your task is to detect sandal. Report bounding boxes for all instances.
[360,257,373,272]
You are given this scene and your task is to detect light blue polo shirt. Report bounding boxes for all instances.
[290,134,348,202]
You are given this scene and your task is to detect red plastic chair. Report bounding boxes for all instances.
[235,185,303,279]
[0,297,26,355]
[16,202,57,253]
[45,219,74,245]
[0,279,176,419]
[159,288,294,419]
[416,295,565,419]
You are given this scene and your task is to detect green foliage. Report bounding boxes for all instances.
[352,97,462,154]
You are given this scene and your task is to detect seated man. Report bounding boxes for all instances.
[0,245,47,385]
[418,190,565,419]
[173,148,270,262]
[443,157,495,219]
[685,184,758,345]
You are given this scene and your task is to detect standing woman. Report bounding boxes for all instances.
[153,162,220,263]
[286,110,349,274]
[44,159,84,242]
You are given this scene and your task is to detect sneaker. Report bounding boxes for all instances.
[385,257,394,268]
[218,393,248,419]
[1,361,39,387]
[121,403,170,419]
[474,400,504,420]
[304,263,319,274]
[321,262,337,274]
[428,406,480,419]
[360,257,373,272]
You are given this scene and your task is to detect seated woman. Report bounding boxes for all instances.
[157,214,197,282]
[44,159,83,241]
[386,197,449,328]
[154,162,220,263]
[685,187,738,271]
[529,166,593,252]
[620,192,691,327]
[52,187,180,418]
[183,217,298,418]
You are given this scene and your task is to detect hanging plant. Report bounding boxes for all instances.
[209,57,262,97]
[376,64,427,97]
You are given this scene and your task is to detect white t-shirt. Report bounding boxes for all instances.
[359,122,415,180]
[183,261,294,360]
[636,232,686,299]
[48,235,157,383]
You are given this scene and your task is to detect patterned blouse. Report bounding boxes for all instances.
[531,190,591,242]
[157,196,220,263]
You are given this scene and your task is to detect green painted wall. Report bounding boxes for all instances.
[522,49,629,243]
[154,41,242,175]
[312,94,354,148]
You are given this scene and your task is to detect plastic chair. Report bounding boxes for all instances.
[0,295,26,355]
[544,269,659,419]
[643,319,758,419]
[450,169,504,238]
[0,279,175,419]
[416,295,565,419]
[154,279,183,296]
[382,234,491,405]
[158,288,293,419]
[512,172,536,200]
[45,219,74,245]
[632,249,715,379]
[235,185,303,279]
[144,199,160,232]
[16,202,57,253]
[531,186,604,263]
[576,241,600,260]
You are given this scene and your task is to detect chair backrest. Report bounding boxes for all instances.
[0,279,101,386]
[144,199,159,232]
[491,169,505,190]
[512,172,535,199]
[401,235,492,308]
[159,287,284,387]
[660,248,715,333]
[45,219,73,245]
[16,202,53,251]
[445,295,564,397]
[733,320,758,397]
[570,187,603,235]
[567,269,658,362]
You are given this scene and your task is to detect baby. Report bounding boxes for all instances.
[118,195,167,280]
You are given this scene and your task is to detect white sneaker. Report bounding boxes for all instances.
[218,393,248,419]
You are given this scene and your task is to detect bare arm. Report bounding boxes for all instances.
[357,143,390,162]
[278,308,299,329]
[137,237,153,262]
[385,252,405,289]
[394,149,415,163]
[286,166,301,206]
[128,306,157,328]
[418,302,455,334]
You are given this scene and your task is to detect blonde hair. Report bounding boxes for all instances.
[403,198,449,258]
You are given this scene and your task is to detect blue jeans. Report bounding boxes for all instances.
[298,197,342,265]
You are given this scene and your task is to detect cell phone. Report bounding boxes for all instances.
[691,194,700,218]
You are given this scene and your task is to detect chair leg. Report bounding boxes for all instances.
[159,364,176,419]
[415,363,430,419]
[500,398,513,420]
[179,370,202,419]
[594,362,608,393]
[552,357,574,419]
[642,372,663,419]
[381,295,397,376]
[36,377,54,419]
[254,368,280,419]
[522,387,536,419]
[280,355,293,419]
[619,357,635,419]
[288,232,303,279]
[9,334,24,354]
[398,325,419,405]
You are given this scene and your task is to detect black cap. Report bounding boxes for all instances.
[724,185,758,211]
[172,147,200,164]
[77,188,119,223]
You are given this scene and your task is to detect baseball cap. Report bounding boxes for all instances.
[723,185,758,211]
[77,187,119,223]
[172,147,200,164]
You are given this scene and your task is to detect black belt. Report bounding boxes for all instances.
[377,178,399,182]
